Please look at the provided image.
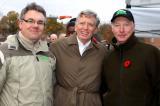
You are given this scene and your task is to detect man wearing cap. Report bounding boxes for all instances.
[102,9,160,106]
[65,18,76,37]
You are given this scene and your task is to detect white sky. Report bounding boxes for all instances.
[0,0,126,23]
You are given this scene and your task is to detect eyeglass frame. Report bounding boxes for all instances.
[21,18,46,26]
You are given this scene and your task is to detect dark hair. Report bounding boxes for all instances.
[67,18,76,28]
[19,2,46,20]
[65,18,76,37]
[69,18,76,23]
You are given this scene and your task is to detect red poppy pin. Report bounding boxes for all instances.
[92,37,98,44]
[123,59,132,69]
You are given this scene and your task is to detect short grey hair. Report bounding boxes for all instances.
[76,10,100,27]
[19,2,46,20]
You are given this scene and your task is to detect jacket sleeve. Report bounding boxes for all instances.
[146,47,160,105]
[0,50,7,93]
[155,49,160,105]
[52,55,56,87]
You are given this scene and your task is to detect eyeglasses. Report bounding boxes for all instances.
[22,18,45,26]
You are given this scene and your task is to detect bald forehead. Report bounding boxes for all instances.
[50,34,57,38]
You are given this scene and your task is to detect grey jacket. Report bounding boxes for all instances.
[0,33,56,106]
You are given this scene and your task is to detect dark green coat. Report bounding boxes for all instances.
[102,35,160,106]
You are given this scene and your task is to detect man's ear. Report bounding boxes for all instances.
[94,27,98,34]
[111,24,114,32]
[133,23,135,30]
[18,20,22,30]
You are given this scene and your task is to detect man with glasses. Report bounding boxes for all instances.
[0,2,56,106]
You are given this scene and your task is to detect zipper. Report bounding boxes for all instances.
[32,51,45,105]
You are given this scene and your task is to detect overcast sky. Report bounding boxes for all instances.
[0,0,126,23]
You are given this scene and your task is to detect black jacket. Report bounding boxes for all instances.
[102,35,160,106]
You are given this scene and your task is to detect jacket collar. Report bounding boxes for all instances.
[6,32,48,53]
[18,32,48,53]
[112,33,138,50]
[66,34,100,49]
